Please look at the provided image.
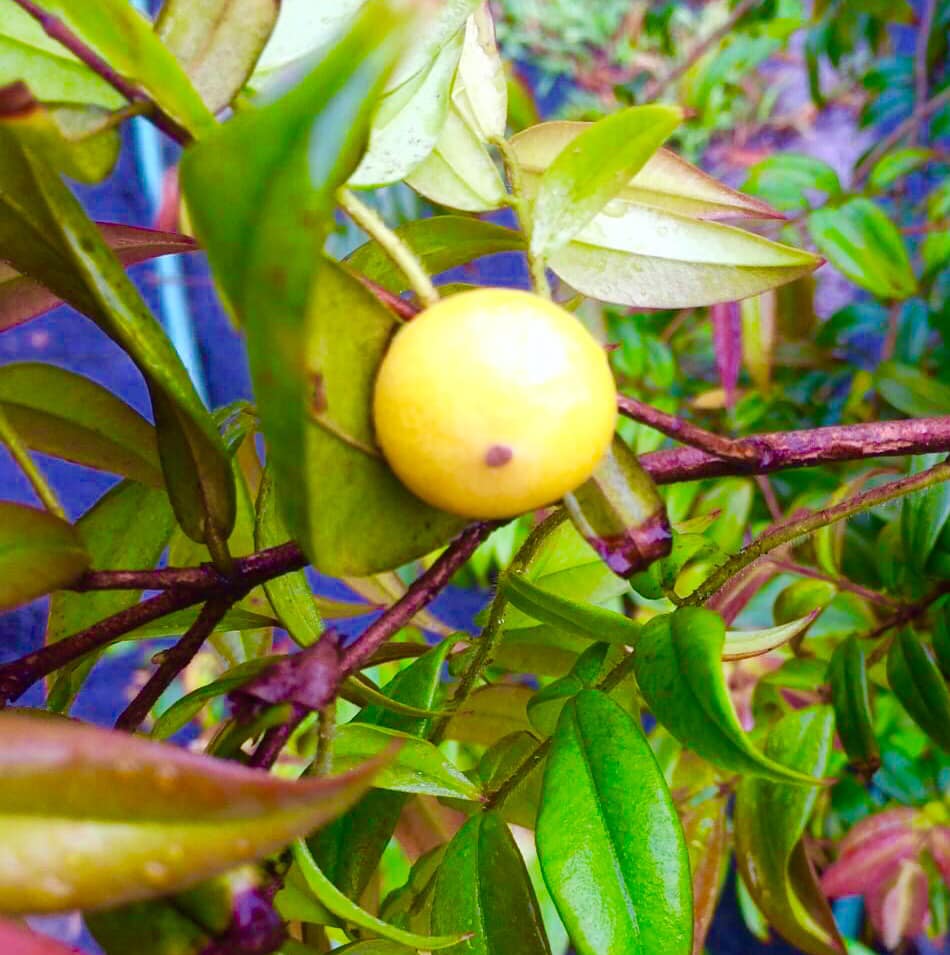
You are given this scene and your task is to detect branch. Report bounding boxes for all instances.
[644,0,760,100]
[855,86,950,182]
[686,459,950,606]
[914,0,937,127]
[617,394,758,462]
[339,522,495,674]
[115,596,236,732]
[9,0,190,144]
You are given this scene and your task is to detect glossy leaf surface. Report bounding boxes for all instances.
[433,810,552,955]
[529,105,681,256]
[0,711,386,913]
[0,503,89,612]
[634,608,820,784]
[734,706,844,955]
[537,690,692,955]
[809,199,916,300]
[0,363,162,487]
[828,636,879,774]
[887,629,950,751]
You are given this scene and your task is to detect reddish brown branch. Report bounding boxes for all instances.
[617,394,758,462]
[115,596,235,732]
[9,0,190,144]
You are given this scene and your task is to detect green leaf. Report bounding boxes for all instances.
[549,205,821,309]
[0,710,388,913]
[530,105,681,257]
[809,199,916,299]
[0,1,122,107]
[293,839,465,950]
[182,4,463,574]
[0,502,89,612]
[633,608,822,784]
[310,641,451,901]
[346,216,523,293]
[124,606,279,641]
[0,919,81,955]
[443,684,535,745]
[742,153,841,212]
[722,612,821,661]
[476,731,545,829]
[514,121,783,221]
[255,467,322,647]
[0,86,119,183]
[332,724,480,800]
[504,574,640,644]
[887,629,950,751]
[156,0,280,113]
[45,480,176,712]
[0,128,235,547]
[0,222,196,334]
[901,453,950,572]
[876,360,950,417]
[868,147,932,191]
[734,706,844,955]
[433,810,552,955]
[934,604,950,679]
[828,636,879,775]
[32,0,215,138]
[537,690,692,955]
[0,363,163,487]
[380,844,445,935]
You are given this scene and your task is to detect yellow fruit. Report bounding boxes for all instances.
[373,288,617,518]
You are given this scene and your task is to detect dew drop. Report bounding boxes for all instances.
[143,861,170,886]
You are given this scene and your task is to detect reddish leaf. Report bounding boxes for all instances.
[0,920,82,954]
[710,301,741,409]
[820,829,923,898]
[0,223,197,333]
[866,861,930,950]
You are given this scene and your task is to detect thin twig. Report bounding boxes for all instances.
[865,584,950,667]
[644,0,760,100]
[339,522,496,674]
[8,0,191,144]
[0,406,65,518]
[115,596,235,732]
[247,705,307,770]
[763,555,898,609]
[617,394,758,462]
[687,460,950,606]
[337,189,439,308]
[914,0,937,134]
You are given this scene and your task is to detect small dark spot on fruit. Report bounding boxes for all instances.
[484,444,513,467]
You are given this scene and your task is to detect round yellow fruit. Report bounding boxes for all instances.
[372,287,617,518]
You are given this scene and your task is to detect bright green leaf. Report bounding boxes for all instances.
[530,105,681,256]
[734,706,843,955]
[887,629,950,751]
[901,453,950,572]
[868,147,932,191]
[433,810,552,955]
[876,360,950,417]
[634,608,823,784]
[809,199,916,299]
[828,636,879,775]
[722,612,820,661]
[293,839,464,950]
[537,690,692,955]
[0,710,387,913]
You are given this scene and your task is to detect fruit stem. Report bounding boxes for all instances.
[337,188,440,309]
[491,136,552,299]
[0,406,65,519]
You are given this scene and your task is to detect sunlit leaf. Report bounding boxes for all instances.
[722,612,820,661]
[887,629,950,751]
[734,706,844,955]
[433,810,552,955]
[809,199,916,300]
[346,216,523,293]
[156,0,280,113]
[537,690,692,955]
[0,363,163,487]
[529,105,681,256]
[0,711,388,913]
[634,608,822,784]
[292,839,465,950]
[513,121,783,221]
[0,222,197,334]
[0,502,89,612]
[443,684,535,745]
[29,0,215,138]
[46,479,176,712]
